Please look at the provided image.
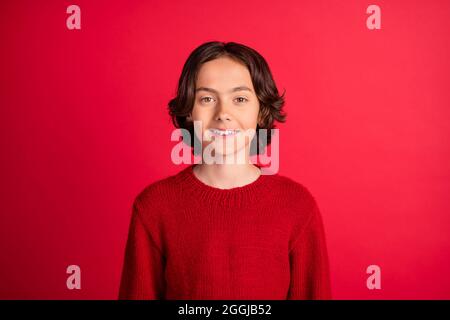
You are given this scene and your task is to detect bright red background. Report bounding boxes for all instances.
[1,0,449,299]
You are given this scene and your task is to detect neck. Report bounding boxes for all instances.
[193,161,261,190]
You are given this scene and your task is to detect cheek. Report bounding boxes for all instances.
[191,108,210,126]
[240,106,260,129]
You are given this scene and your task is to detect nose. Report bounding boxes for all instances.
[215,102,232,122]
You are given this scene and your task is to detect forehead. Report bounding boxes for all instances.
[196,56,254,90]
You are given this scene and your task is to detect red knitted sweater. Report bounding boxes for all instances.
[118,164,332,300]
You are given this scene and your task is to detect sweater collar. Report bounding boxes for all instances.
[174,164,273,208]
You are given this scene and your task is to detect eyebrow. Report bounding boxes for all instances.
[195,86,253,94]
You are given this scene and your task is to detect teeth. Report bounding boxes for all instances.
[210,129,239,136]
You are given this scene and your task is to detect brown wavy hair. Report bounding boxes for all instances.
[167,41,287,155]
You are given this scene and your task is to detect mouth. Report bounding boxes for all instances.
[208,128,241,137]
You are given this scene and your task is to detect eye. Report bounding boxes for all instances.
[200,96,214,104]
[235,97,249,103]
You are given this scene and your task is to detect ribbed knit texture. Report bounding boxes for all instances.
[118,164,332,300]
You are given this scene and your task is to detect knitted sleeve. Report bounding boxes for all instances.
[287,202,332,300]
[118,198,165,299]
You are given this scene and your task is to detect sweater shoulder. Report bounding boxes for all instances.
[133,173,177,209]
[270,173,318,205]
[269,174,325,252]
[269,173,321,231]
[129,174,179,253]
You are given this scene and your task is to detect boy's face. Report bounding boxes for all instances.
[189,56,260,158]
